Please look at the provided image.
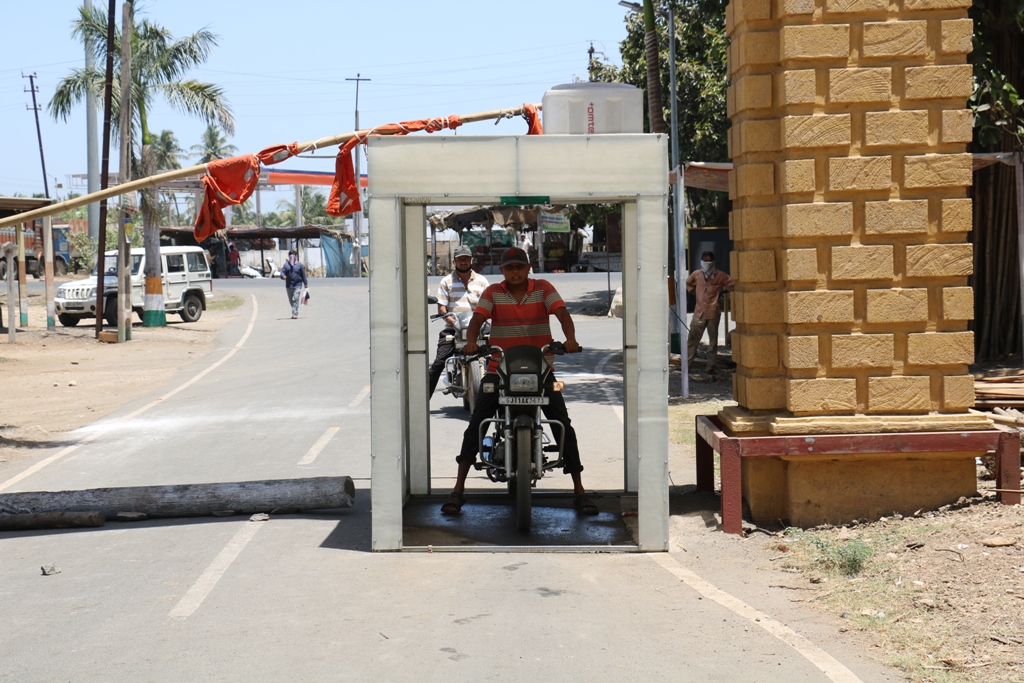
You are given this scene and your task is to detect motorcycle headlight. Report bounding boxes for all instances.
[509,374,539,393]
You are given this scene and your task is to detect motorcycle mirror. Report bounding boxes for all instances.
[427,295,438,305]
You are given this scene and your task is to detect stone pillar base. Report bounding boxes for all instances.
[742,452,981,528]
[720,405,993,435]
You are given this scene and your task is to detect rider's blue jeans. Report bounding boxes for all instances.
[457,373,583,475]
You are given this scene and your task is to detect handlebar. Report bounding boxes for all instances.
[546,341,583,354]
[461,342,582,360]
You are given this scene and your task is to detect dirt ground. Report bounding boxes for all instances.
[673,351,1024,683]
[0,289,244,467]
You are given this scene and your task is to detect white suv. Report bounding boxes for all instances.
[55,246,214,327]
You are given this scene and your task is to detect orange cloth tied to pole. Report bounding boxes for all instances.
[522,103,543,135]
[193,142,301,241]
[327,115,464,217]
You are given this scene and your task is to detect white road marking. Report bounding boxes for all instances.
[169,521,263,619]
[298,426,340,466]
[348,384,371,408]
[651,554,864,683]
[593,352,623,424]
[0,295,259,492]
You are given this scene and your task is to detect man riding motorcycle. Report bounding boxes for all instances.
[428,245,489,397]
[440,247,597,516]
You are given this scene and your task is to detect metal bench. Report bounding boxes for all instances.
[695,414,1022,535]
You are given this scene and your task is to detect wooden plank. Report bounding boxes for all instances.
[735,431,1002,458]
[0,477,355,518]
[696,415,727,452]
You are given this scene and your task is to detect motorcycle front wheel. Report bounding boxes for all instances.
[515,425,533,531]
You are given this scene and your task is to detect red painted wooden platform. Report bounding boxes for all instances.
[695,415,1022,536]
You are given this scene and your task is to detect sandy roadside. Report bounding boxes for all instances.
[0,294,241,468]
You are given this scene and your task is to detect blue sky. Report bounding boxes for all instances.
[0,1,630,199]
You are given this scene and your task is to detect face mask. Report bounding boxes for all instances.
[700,261,714,274]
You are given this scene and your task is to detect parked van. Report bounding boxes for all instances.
[54,246,213,327]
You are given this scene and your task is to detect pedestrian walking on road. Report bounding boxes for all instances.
[280,249,308,319]
[428,245,489,396]
[685,250,734,374]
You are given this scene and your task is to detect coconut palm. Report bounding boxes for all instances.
[151,129,185,225]
[49,4,234,326]
[151,129,184,170]
[190,123,238,163]
[49,4,234,149]
[276,187,342,227]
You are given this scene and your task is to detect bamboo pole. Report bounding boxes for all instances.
[0,104,541,230]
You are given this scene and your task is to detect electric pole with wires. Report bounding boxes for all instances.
[346,73,370,278]
[23,73,50,198]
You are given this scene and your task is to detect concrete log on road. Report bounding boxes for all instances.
[0,511,105,531]
[0,477,355,519]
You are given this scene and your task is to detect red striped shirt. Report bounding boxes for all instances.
[475,278,565,371]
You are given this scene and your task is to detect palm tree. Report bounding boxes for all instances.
[190,123,238,163]
[49,4,234,149]
[276,187,342,227]
[49,3,233,326]
[151,129,185,225]
[151,129,184,170]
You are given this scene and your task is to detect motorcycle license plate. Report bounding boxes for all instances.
[499,396,549,406]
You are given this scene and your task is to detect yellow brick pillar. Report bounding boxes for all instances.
[722,0,990,436]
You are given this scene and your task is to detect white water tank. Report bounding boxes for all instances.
[541,83,643,135]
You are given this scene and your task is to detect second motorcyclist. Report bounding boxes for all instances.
[428,245,490,397]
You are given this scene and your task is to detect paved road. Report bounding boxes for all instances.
[0,275,897,682]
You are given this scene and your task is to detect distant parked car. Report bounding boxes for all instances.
[54,246,213,326]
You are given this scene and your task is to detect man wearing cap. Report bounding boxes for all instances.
[685,250,734,374]
[440,247,597,516]
[428,245,490,397]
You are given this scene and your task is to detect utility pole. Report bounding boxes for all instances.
[95,0,116,339]
[85,0,100,241]
[346,73,370,278]
[116,0,132,343]
[588,43,595,82]
[23,73,49,198]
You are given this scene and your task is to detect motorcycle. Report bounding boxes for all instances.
[239,262,264,278]
[470,341,576,531]
[264,258,282,279]
[428,295,489,411]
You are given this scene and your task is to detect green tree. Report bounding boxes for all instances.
[231,199,255,225]
[969,4,1024,149]
[151,129,185,170]
[613,0,729,227]
[49,2,234,326]
[49,4,234,150]
[276,187,343,226]
[190,122,238,163]
[150,129,185,225]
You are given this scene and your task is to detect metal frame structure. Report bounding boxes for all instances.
[366,134,669,551]
[695,415,1022,536]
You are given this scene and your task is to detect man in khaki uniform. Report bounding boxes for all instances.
[685,250,734,374]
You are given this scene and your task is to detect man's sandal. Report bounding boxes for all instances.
[573,494,599,515]
[440,492,466,515]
